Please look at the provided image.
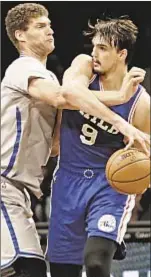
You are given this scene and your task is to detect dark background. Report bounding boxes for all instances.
[1,1,151,79]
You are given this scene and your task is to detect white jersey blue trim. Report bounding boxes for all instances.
[1,200,44,269]
[2,107,22,177]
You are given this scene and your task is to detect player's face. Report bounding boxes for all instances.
[21,16,55,56]
[91,35,120,75]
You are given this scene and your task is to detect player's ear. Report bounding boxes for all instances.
[15,30,26,43]
[118,49,127,63]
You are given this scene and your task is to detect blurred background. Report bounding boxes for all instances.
[1,1,151,277]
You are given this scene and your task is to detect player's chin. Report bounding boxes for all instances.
[93,64,102,73]
[47,44,55,54]
[93,67,101,74]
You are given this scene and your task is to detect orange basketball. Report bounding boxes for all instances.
[105,148,150,195]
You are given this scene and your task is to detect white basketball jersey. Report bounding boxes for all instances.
[1,56,58,198]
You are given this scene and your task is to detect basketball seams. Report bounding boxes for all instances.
[106,148,150,194]
[110,158,150,181]
[110,172,150,183]
[110,179,149,194]
[105,149,124,179]
[106,148,142,179]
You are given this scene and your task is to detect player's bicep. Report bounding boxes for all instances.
[28,78,63,107]
[63,54,93,87]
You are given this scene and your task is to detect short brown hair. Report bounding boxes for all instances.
[84,16,138,64]
[5,3,49,47]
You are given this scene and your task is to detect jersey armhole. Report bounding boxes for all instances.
[128,87,144,124]
[89,74,97,85]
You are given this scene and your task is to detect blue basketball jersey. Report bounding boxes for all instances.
[59,74,143,170]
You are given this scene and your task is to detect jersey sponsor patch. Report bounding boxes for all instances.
[98,214,116,233]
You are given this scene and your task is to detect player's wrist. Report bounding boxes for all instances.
[111,114,127,133]
[119,85,131,104]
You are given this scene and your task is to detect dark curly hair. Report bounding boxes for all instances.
[84,16,138,64]
[5,3,49,48]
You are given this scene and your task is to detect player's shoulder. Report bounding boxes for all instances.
[71,54,92,66]
[135,84,150,109]
[5,57,36,73]
[69,54,93,80]
[74,54,92,61]
[4,56,47,82]
[138,84,150,98]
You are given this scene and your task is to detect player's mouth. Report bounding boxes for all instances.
[93,61,101,67]
[92,59,101,65]
[47,39,54,42]
[47,37,54,42]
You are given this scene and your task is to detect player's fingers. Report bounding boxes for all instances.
[129,72,145,80]
[130,67,146,74]
[139,132,150,145]
[137,137,150,157]
[132,77,144,83]
[130,74,145,82]
[130,70,145,75]
[144,134,150,145]
[123,136,128,145]
[124,137,134,150]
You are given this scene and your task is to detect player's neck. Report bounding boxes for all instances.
[20,48,47,66]
[100,66,127,91]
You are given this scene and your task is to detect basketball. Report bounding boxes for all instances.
[105,148,150,195]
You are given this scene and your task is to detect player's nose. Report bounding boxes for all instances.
[47,26,54,36]
[91,46,96,58]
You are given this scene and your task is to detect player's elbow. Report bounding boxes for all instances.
[53,87,68,108]
[55,84,80,109]
[56,85,73,107]
[50,144,60,157]
[28,78,67,109]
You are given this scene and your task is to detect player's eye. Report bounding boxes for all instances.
[36,24,45,28]
[99,46,106,51]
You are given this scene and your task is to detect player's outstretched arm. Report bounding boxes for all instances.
[28,74,131,131]
[28,69,150,156]
[63,54,146,106]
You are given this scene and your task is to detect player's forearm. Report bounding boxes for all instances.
[61,83,129,131]
[91,90,126,106]
[63,78,125,107]
[28,78,128,133]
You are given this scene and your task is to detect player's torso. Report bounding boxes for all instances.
[60,74,143,171]
[1,57,57,198]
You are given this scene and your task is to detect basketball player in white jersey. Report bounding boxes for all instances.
[1,3,150,277]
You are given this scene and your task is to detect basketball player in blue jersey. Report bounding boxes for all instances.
[2,4,149,277]
[47,17,150,277]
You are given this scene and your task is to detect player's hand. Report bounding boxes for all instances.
[120,67,146,102]
[122,124,150,157]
